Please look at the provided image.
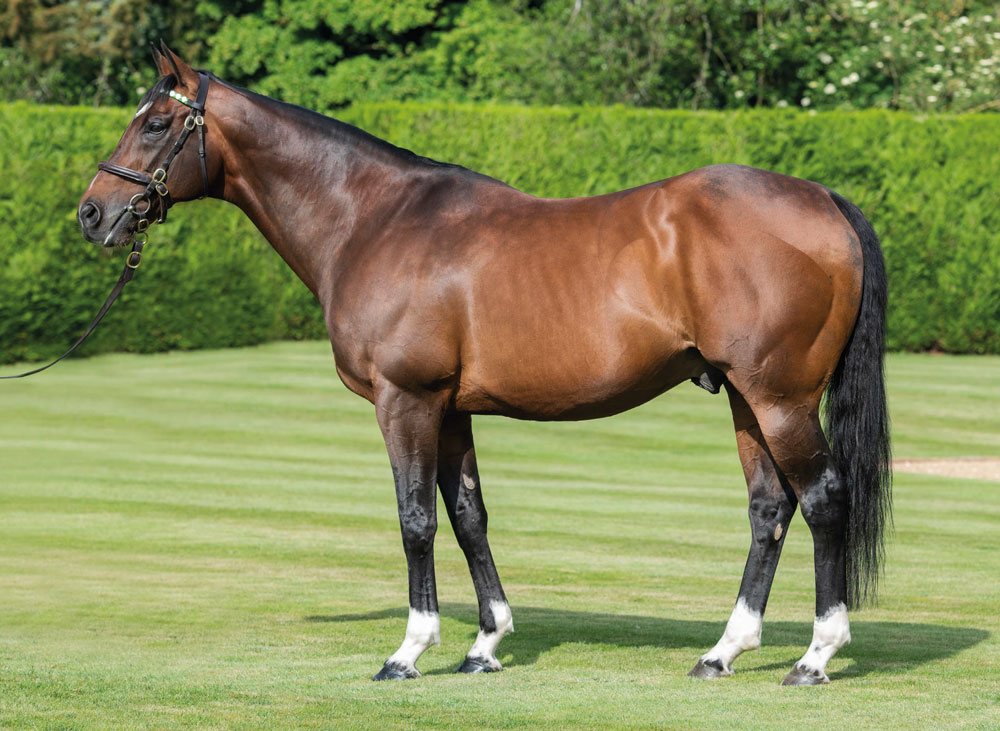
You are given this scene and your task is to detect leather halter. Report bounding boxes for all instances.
[98,71,211,224]
[1,73,211,380]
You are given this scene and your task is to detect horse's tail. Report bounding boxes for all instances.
[825,191,892,610]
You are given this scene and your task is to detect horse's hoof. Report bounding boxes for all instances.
[781,664,829,686]
[372,662,420,681]
[687,658,730,679]
[456,656,499,674]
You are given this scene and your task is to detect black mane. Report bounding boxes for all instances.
[199,72,497,182]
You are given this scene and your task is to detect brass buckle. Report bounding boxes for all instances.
[126,251,143,270]
[151,168,169,197]
[184,113,205,131]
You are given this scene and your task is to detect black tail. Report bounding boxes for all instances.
[826,191,892,610]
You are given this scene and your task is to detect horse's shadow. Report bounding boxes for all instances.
[306,603,988,680]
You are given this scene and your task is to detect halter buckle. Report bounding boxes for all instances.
[125,251,143,270]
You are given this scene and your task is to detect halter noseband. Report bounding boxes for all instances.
[97,72,211,229]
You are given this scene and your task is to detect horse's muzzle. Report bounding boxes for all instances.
[78,198,135,247]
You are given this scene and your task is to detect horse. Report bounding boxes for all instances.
[77,44,891,686]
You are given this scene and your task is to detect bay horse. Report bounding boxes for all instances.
[77,45,891,685]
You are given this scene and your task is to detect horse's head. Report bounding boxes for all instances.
[78,44,217,247]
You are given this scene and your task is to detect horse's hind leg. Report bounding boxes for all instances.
[749,396,852,686]
[437,412,513,673]
[689,384,797,679]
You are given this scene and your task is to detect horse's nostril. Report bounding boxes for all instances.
[79,201,101,228]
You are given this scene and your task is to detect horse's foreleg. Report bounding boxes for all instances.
[437,413,513,673]
[371,384,447,681]
[689,385,797,679]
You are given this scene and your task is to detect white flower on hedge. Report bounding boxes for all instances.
[927,95,938,102]
[777,100,788,108]
[819,52,833,64]
[935,44,946,52]
[735,90,745,99]
[824,83,837,94]
[801,97,812,107]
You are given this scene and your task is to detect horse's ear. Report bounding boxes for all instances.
[157,41,198,90]
[150,42,164,72]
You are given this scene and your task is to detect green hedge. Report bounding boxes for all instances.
[2,101,999,363]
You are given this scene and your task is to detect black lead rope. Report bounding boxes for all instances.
[1,73,210,380]
[1,240,145,379]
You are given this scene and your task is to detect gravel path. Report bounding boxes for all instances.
[893,457,1000,481]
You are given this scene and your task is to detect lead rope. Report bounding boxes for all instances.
[0,239,145,379]
[1,73,209,379]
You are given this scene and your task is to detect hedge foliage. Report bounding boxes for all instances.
[1,101,998,365]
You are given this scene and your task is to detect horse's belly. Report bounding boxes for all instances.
[454,325,701,420]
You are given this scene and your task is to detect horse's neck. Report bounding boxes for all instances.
[215,89,418,297]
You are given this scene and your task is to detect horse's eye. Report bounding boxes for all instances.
[146,120,168,136]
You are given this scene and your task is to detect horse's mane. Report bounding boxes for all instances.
[186,71,497,182]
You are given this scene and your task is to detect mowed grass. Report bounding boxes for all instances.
[1,342,998,729]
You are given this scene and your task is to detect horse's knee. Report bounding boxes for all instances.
[400,507,437,556]
[798,465,847,532]
[453,491,488,544]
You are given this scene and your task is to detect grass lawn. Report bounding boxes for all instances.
[1,342,998,729]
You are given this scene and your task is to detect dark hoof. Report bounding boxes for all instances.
[372,661,419,681]
[456,656,499,674]
[687,658,730,679]
[781,664,829,686]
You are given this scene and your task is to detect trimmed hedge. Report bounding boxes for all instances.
[2,102,999,363]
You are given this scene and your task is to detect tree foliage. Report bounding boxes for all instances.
[3,1,999,113]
